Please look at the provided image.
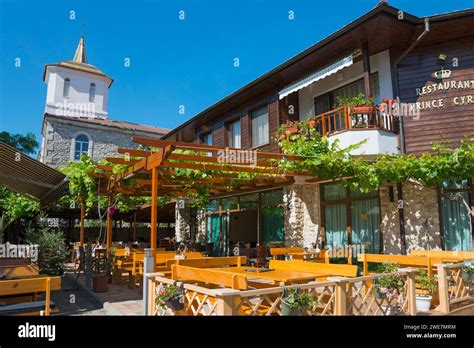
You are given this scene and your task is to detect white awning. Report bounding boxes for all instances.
[278,55,353,100]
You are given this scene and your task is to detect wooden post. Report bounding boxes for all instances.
[362,43,372,98]
[150,167,158,254]
[215,289,239,315]
[363,254,368,276]
[106,192,113,250]
[405,270,417,316]
[436,263,450,314]
[79,200,85,246]
[335,280,348,315]
[45,277,51,316]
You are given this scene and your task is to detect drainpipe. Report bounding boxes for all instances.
[391,17,430,255]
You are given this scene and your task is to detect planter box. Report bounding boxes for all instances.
[351,106,374,114]
[416,295,432,312]
[280,301,303,316]
[92,274,108,293]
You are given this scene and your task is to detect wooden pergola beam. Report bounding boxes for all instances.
[117,148,152,157]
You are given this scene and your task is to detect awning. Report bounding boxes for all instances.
[0,142,69,205]
[278,54,353,100]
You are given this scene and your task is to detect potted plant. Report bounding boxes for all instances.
[335,93,375,115]
[155,284,185,311]
[415,269,437,312]
[374,262,405,315]
[462,260,474,284]
[280,287,317,316]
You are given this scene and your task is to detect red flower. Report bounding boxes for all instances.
[108,207,116,216]
[308,119,317,127]
[287,127,298,134]
[279,134,286,141]
[368,95,373,99]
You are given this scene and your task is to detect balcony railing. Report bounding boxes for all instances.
[313,105,399,137]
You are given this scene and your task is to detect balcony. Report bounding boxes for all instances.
[313,106,399,156]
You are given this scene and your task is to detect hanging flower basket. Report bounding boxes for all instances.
[156,283,185,311]
[108,207,116,216]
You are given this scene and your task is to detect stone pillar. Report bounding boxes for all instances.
[195,210,207,244]
[175,199,192,242]
[284,183,321,248]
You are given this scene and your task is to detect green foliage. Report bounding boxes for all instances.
[0,131,39,155]
[60,155,98,211]
[24,226,70,276]
[278,120,474,192]
[415,269,437,295]
[334,93,375,108]
[282,287,317,310]
[155,285,182,309]
[0,187,41,241]
[374,262,405,293]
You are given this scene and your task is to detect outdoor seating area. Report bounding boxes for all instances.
[138,247,474,316]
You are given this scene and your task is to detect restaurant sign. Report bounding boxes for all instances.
[411,69,474,111]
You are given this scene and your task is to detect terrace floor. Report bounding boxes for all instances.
[50,272,143,316]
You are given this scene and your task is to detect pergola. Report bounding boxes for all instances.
[92,136,309,251]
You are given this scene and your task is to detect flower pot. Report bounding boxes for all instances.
[280,301,303,316]
[92,274,108,293]
[351,106,374,114]
[165,297,184,311]
[415,295,432,312]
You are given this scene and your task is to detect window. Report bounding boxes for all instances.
[63,78,71,97]
[89,83,96,102]
[74,134,89,160]
[202,132,213,145]
[322,184,381,254]
[228,120,241,148]
[251,106,269,147]
[313,72,380,115]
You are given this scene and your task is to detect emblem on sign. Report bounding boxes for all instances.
[431,69,452,80]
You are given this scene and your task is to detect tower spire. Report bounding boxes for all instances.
[73,35,87,64]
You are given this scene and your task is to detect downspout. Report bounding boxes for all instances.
[391,17,430,255]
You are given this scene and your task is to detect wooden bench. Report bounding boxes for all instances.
[0,276,61,315]
[171,265,248,290]
[410,249,474,260]
[0,264,39,279]
[357,253,457,276]
[175,256,247,268]
[269,260,358,278]
[270,247,303,260]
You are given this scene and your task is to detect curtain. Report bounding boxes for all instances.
[351,198,380,253]
[229,121,241,148]
[324,204,347,249]
[263,207,284,244]
[252,107,269,147]
[323,184,346,200]
[206,215,220,255]
[441,191,471,251]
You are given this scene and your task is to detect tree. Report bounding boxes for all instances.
[0,131,39,155]
[0,187,41,242]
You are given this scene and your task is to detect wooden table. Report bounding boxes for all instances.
[208,266,324,285]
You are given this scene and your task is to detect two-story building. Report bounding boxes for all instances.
[165,3,474,255]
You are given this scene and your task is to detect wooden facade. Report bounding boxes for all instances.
[398,16,474,154]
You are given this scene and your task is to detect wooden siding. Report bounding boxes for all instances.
[398,18,474,154]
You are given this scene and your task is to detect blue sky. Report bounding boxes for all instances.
[1,0,472,151]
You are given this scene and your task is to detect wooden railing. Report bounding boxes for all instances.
[145,269,418,316]
[437,262,473,314]
[313,106,399,137]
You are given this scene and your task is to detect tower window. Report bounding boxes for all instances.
[74,134,89,160]
[63,78,71,97]
[89,83,96,102]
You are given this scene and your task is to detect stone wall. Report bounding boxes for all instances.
[284,183,321,248]
[41,117,159,168]
[175,201,192,242]
[380,182,442,254]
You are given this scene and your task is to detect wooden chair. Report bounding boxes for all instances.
[0,276,61,315]
[409,249,474,260]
